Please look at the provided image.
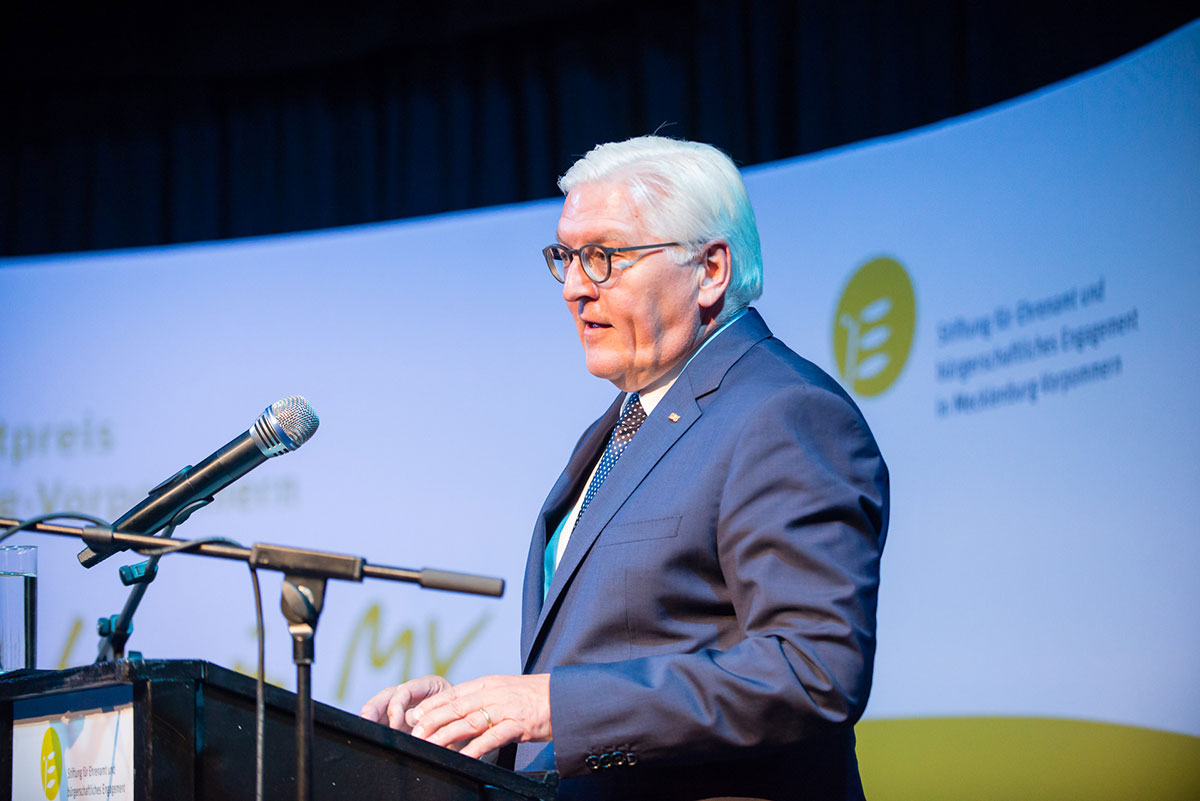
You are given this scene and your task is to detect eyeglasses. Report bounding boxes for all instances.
[543,242,681,284]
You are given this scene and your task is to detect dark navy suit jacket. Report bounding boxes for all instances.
[515,309,889,801]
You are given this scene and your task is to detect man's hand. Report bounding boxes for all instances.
[360,674,453,733]
[406,673,552,759]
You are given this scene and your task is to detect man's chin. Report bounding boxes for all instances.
[583,354,631,390]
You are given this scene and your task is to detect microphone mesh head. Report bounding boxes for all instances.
[270,395,319,447]
[251,395,319,456]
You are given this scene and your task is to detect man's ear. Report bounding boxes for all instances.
[697,240,732,310]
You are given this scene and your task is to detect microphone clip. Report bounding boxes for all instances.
[119,560,158,586]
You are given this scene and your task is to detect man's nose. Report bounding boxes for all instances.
[562,258,600,302]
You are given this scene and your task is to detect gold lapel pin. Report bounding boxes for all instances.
[668,413,681,423]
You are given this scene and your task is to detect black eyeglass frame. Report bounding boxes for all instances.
[543,241,682,284]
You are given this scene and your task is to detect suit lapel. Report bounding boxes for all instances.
[528,393,701,657]
[520,395,622,662]
[522,309,775,671]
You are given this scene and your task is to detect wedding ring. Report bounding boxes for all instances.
[479,707,494,729]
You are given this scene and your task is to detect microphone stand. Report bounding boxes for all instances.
[95,498,213,662]
[5,517,505,801]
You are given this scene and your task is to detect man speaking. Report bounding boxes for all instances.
[362,136,889,800]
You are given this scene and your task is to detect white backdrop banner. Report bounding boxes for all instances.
[2,22,1197,739]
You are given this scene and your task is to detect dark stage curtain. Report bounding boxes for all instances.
[2,1,1196,257]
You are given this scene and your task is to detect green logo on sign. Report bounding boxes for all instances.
[41,727,63,799]
[833,257,916,397]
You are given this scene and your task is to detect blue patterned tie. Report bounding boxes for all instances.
[544,393,647,595]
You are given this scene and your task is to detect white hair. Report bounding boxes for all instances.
[558,136,764,312]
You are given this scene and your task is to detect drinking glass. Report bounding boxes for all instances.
[0,545,37,672]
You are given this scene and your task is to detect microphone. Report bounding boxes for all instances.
[78,395,319,568]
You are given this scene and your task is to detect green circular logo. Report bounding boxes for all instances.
[41,727,63,800]
[832,257,916,397]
